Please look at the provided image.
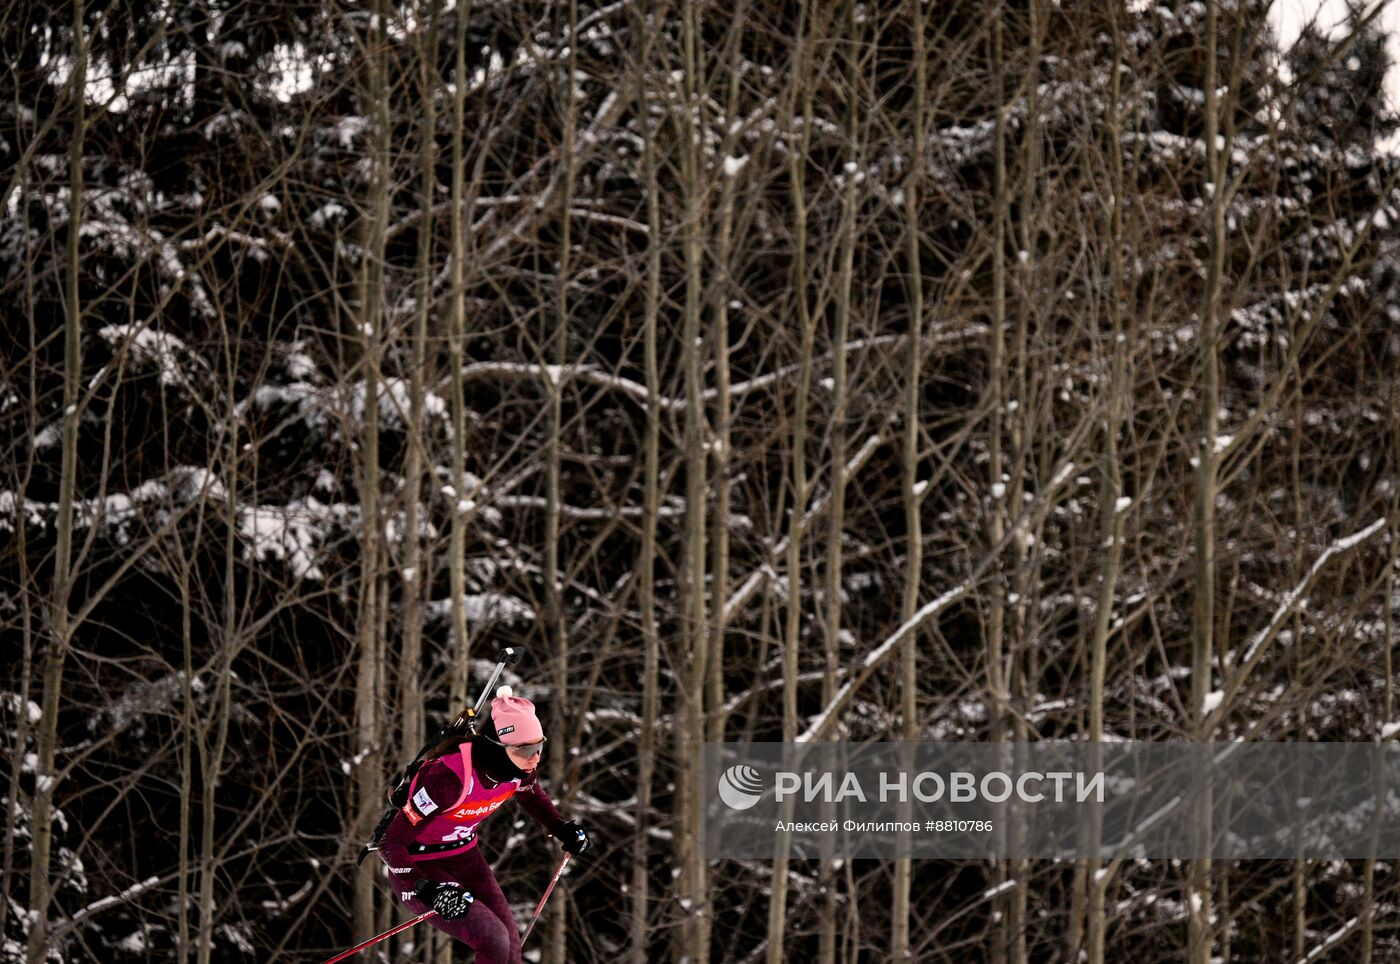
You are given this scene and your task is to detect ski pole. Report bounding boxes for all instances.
[450,645,523,736]
[472,646,522,716]
[318,910,436,964]
[521,852,571,945]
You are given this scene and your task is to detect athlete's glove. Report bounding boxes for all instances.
[413,879,474,920]
[551,819,590,855]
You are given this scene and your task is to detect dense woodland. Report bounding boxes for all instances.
[5,0,1400,961]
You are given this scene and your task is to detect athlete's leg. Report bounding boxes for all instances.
[450,846,523,963]
[384,848,521,964]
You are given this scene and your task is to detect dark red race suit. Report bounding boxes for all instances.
[376,736,563,964]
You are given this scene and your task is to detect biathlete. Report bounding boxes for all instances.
[376,693,590,963]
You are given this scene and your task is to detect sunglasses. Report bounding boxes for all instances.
[498,737,547,758]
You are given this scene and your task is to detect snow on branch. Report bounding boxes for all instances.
[1239,517,1387,667]
[0,466,226,539]
[239,500,359,581]
[238,376,449,436]
[424,593,536,627]
[493,493,685,520]
[1296,915,1361,964]
[98,323,215,402]
[797,582,970,744]
[179,223,291,258]
[724,433,885,623]
[1209,517,1387,730]
[49,875,163,937]
[795,459,1078,743]
[454,360,664,409]
[718,337,899,406]
[452,339,910,416]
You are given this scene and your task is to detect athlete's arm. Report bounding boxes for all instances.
[377,761,463,900]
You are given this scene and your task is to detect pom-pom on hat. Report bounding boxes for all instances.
[490,686,544,745]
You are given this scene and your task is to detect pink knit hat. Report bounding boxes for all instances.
[491,689,544,745]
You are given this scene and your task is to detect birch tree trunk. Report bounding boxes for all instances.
[986,11,1012,962]
[707,0,748,751]
[819,2,861,959]
[175,458,218,962]
[892,1,926,956]
[2,216,40,944]
[1087,11,1129,960]
[446,0,474,712]
[351,0,391,941]
[198,401,238,964]
[175,492,203,964]
[1005,5,1045,959]
[630,3,663,960]
[676,2,710,958]
[397,0,442,771]
[25,6,84,958]
[544,4,580,961]
[1289,295,1309,964]
[1189,3,1224,961]
[1367,418,1400,961]
[768,3,815,958]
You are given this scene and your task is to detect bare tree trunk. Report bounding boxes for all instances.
[630,4,663,960]
[25,7,84,958]
[818,2,861,959]
[351,0,391,941]
[1362,403,1399,962]
[196,288,252,964]
[1291,855,1306,961]
[389,58,436,947]
[768,4,815,958]
[198,457,236,964]
[2,206,40,938]
[892,0,926,956]
[1289,338,1309,964]
[544,4,580,961]
[1369,419,1400,960]
[1085,8,1129,962]
[398,0,443,774]
[1189,3,1224,961]
[986,10,1012,963]
[446,0,475,712]
[177,518,197,964]
[1004,2,1044,956]
[708,0,748,751]
[1387,415,1398,730]
[676,2,710,959]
